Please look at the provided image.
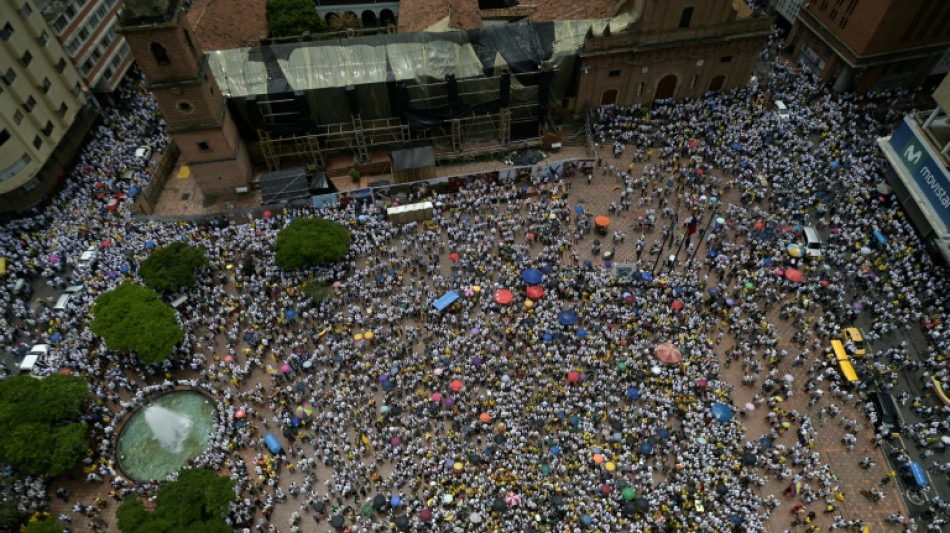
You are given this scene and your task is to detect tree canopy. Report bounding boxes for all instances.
[266,0,327,38]
[275,218,352,270]
[0,374,90,477]
[139,242,207,293]
[91,283,184,365]
[117,469,236,533]
[23,516,66,533]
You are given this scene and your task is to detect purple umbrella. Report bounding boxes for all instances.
[444,397,456,407]
[379,374,389,382]
[391,437,401,447]
[473,357,484,366]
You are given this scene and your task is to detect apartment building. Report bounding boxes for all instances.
[0,0,98,212]
[38,0,132,93]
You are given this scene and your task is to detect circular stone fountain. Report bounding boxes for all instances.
[116,390,216,482]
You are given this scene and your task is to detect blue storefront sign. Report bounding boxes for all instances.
[888,118,950,229]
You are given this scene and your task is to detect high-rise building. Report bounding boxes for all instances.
[787,0,950,93]
[0,0,99,213]
[36,0,133,94]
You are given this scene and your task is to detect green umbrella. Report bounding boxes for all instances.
[540,464,552,475]
[622,487,636,500]
[617,361,627,370]
[361,504,373,517]
[744,282,754,289]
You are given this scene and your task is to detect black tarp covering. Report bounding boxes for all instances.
[260,167,331,204]
[391,144,435,171]
[467,22,555,75]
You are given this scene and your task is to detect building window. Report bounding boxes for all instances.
[720,55,732,63]
[637,82,644,96]
[197,141,211,151]
[39,30,49,45]
[58,102,68,117]
[0,154,31,183]
[19,2,32,19]
[72,82,81,96]
[608,70,622,78]
[2,69,15,85]
[53,16,67,33]
[56,57,67,73]
[41,78,51,93]
[33,135,42,149]
[14,110,23,125]
[20,51,32,67]
[151,42,171,65]
[178,101,194,114]
[0,129,9,147]
[1,22,13,40]
[679,7,693,28]
[24,96,36,112]
[42,121,53,137]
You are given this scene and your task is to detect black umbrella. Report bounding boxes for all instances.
[621,501,637,517]
[741,452,757,466]
[610,420,623,432]
[494,433,507,444]
[716,482,728,496]
[312,500,326,512]
[390,405,403,416]
[395,515,410,531]
[635,497,650,512]
[330,515,344,528]
[372,494,387,510]
[551,495,564,507]
[491,498,507,512]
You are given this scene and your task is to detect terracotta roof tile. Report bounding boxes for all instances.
[398,0,482,32]
[526,0,616,22]
[186,0,268,51]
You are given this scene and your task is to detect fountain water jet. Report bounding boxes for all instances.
[143,404,193,453]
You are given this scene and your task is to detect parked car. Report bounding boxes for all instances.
[53,284,84,310]
[134,145,153,162]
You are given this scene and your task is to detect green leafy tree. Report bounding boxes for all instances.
[266,0,327,38]
[23,516,66,533]
[117,469,236,533]
[139,242,207,293]
[0,374,90,477]
[275,218,351,270]
[91,283,184,365]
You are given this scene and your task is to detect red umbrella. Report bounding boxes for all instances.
[671,300,684,310]
[784,268,804,283]
[494,289,513,305]
[235,409,246,419]
[526,285,544,300]
[753,221,765,230]
[262,210,272,218]
[688,140,699,148]
[600,484,613,495]
[696,167,705,175]
[567,370,581,383]
[656,343,683,365]
[420,508,433,522]
[450,380,464,392]
[449,252,460,261]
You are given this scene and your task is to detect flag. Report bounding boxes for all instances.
[791,482,801,496]
[686,220,697,237]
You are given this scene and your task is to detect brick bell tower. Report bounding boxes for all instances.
[117,0,251,195]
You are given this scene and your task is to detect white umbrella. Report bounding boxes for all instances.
[469,513,482,524]
[744,402,755,412]
[782,374,794,382]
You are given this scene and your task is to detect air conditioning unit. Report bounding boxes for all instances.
[235,187,249,194]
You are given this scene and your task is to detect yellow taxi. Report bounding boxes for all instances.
[841,327,867,358]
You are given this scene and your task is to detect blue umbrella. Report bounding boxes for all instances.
[550,445,561,456]
[758,437,773,448]
[708,287,720,295]
[119,265,129,273]
[568,415,580,427]
[672,286,684,296]
[145,240,156,249]
[830,161,840,169]
[640,271,653,281]
[128,186,140,196]
[639,442,654,455]
[657,428,670,440]
[557,310,578,326]
[522,269,543,284]
[290,417,302,427]
[390,496,401,507]
[285,310,296,319]
[381,380,395,391]
[577,329,587,338]
[555,411,566,420]
[542,333,553,342]
[581,514,592,526]
[711,402,732,423]
[243,332,254,342]
[49,334,62,343]
[730,514,743,526]
[375,274,384,282]
[708,249,717,258]
[626,388,639,400]
[583,260,592,268]
[762,258,772,265]
[575,206,585,214]
[731,142,740,151]
[541,264,553,274]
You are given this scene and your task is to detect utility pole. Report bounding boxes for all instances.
[685,202,720,271]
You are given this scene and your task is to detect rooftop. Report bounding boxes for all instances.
[398,0,618,32]
[117,0,180,27]
[184,0,268,51]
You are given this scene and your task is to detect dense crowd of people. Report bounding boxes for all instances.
[0,43,948,533]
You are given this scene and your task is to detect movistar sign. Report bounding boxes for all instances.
[889,118,950,228]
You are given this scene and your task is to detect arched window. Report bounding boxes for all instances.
[600,89,618,106]
[708,75,726,92]
[151,42,170,66]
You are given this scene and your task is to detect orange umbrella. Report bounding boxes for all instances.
[595,216,610,227]
[784,268,804,283]
[656,343,683,365]
[450,380,464,392]
[479,412,491,423]
[593,453,605,464]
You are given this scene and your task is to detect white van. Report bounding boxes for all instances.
[803,225,823,259]
[20,344,48,374]
[775,100,789,119]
